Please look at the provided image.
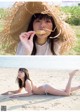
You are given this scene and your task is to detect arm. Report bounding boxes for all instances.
[1,88,22,95]
[10,80,33,98]
[10,92,33,98]
[16,31,35,55]
[16,42,31,55]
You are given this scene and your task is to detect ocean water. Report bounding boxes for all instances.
[0,56,80,70]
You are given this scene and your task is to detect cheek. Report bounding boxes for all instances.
[47,23,53,29]
[18,75,21,78]
[18,73,25,78]
[21,73,25,78]
[33,22,39,31]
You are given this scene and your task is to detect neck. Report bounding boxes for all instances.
[36,38,47,45]
[21,78,25,86]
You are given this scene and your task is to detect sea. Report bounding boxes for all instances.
[0,56,80,70]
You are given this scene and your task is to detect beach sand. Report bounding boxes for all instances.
[0,68,80,110]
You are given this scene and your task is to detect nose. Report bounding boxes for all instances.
[40,20,46,28]
[18,73,21,78]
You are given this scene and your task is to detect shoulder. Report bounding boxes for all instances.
[25,80,33,92]
[25,80,33,88]
[25,79,31,85]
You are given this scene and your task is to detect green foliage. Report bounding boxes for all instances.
[0,21,4,31]
[0,8,9,32]
[0,8,8,19]
[62,6,80,25]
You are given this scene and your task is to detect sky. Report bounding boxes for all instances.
[0,0,63,8]
[0,56,80,70]
[0,0,80,8]
[0,1,15,8]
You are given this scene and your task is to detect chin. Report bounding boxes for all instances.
[37,35,48,39]
[18,77,21,79]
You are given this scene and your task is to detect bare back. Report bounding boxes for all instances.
[25,80,46,95]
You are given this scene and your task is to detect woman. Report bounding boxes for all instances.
[1,68,80,98]
[17,13,59,55]
[0,2,76,55]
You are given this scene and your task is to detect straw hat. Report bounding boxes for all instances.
[0,2,76,54]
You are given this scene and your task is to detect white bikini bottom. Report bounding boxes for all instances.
[42,84,49,95]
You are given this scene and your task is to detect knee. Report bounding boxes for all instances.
[65,92,71,96]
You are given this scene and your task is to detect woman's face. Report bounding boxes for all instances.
[18,71,25,79]
[33,18,53,39]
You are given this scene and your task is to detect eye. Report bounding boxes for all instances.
[35,19,41,22]
[46,19,52,23]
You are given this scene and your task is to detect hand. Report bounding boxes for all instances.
[1,92,8,95]
[1,91,12,95]
[19,31,35,54]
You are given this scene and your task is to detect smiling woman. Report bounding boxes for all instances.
[0,2,76,55]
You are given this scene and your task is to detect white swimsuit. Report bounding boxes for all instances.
[42,84,49,95]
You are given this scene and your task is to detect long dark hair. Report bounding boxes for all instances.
[27,13,59,55]
[17,68,31,88]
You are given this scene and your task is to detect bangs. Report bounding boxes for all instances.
[19,68,28,72]
[27,12,56,32]
[33,13,53,20]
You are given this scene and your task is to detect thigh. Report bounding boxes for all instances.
[47,85,67,96]
[36,86,46,95]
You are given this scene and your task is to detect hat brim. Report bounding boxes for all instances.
[10,2,61,41]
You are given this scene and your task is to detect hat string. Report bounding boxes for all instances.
[49,29,61,39]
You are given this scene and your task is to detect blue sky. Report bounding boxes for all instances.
[0,0,80,8]
[0,56,80,70]
[0,2,14,8]
[0,1,62,8]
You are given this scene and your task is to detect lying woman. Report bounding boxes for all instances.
[1,68,80,98]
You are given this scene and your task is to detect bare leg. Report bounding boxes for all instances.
[71,86,80,92]
[47,70,79,96]
[64,70,79,94]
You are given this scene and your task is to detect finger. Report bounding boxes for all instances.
[26,31,35,39]
[20,32,28,37]
[20,33,29,39]
[30,33,35,41]
[19,31,35,40]
[27,31,35,34]
[21,31,35,36]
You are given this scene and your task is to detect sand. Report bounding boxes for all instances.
[0,68,80,110]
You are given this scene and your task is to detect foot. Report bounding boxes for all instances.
[69,70,79,78]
